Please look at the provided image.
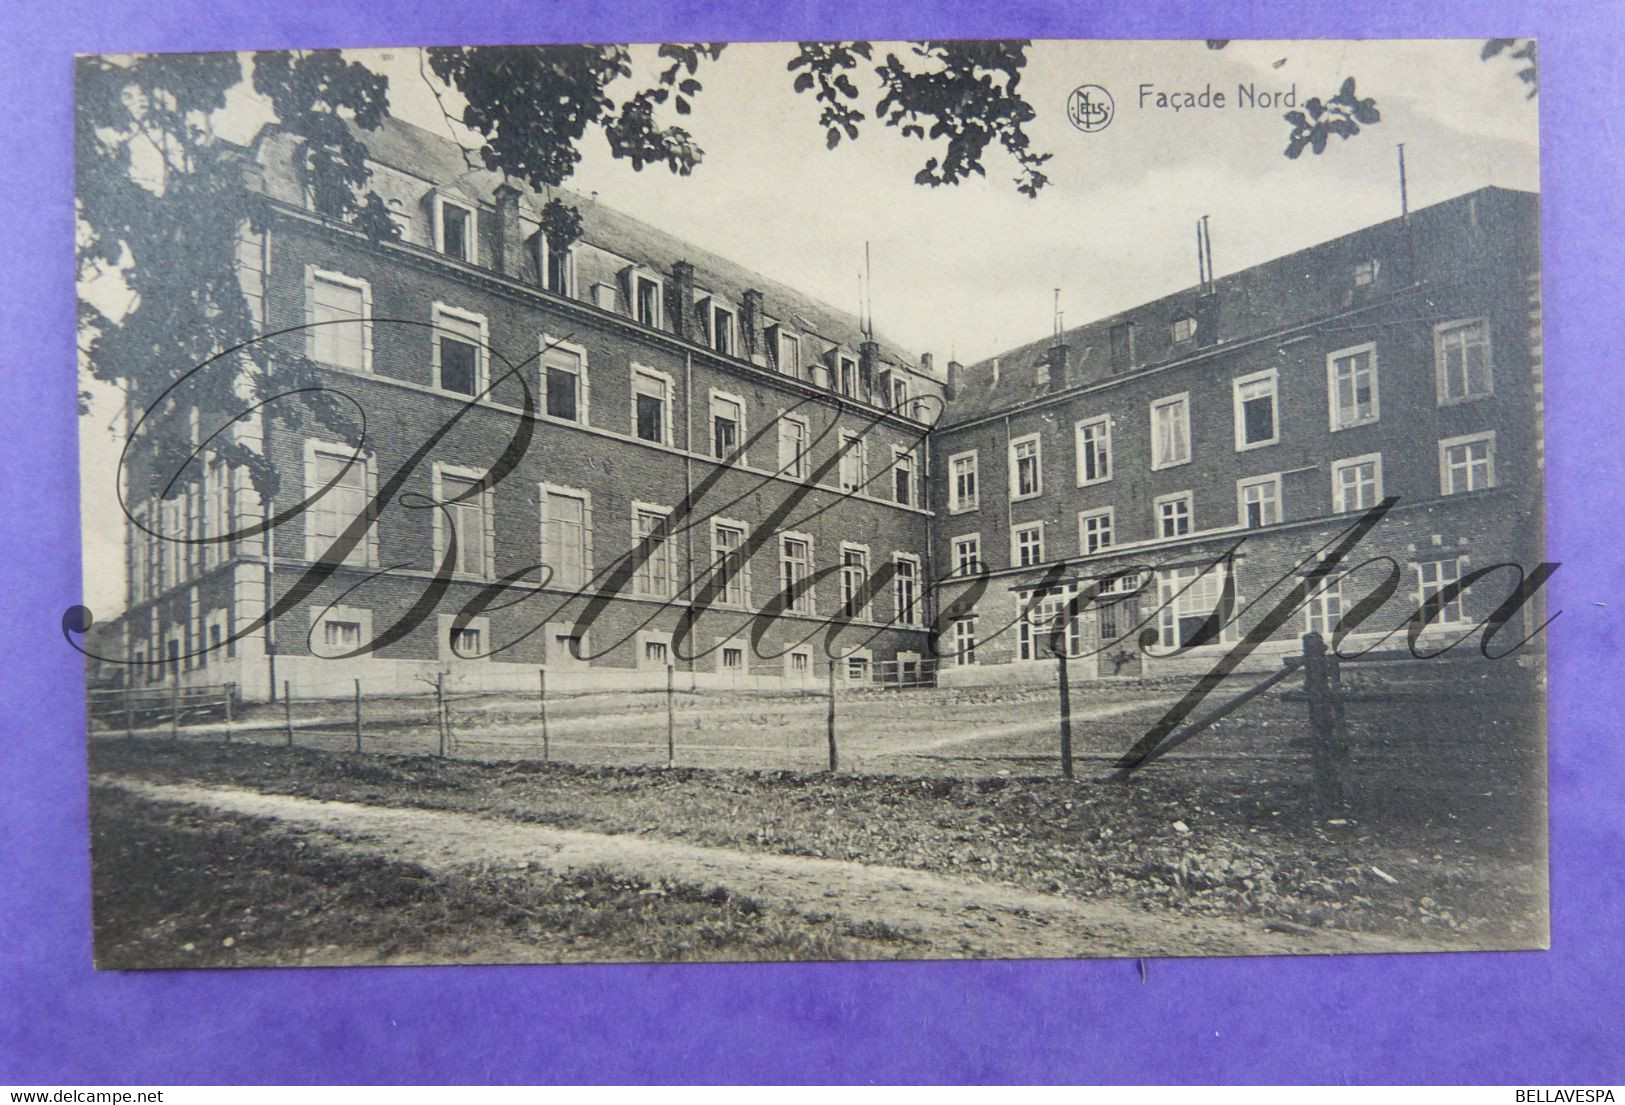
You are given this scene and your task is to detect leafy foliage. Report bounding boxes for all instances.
[425,44,725,189]
[539,197,585,251]
[76,52,387,504]
[1481,38,1538,99]
[790,40,1052,197]
[1283,77,1381,159]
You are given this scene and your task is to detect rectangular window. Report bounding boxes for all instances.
[433,306,486,397]
[892,376,909,413]
[1234,370,1279,449]
[632,505,674,598]
[711,304,735,356]
[1014,523,1045,567]
[1171,316,1197,343]
[1436,319,1493,403]
[644,638,670,667]
[788,650,810,675]
[839,433,867,493]
[1354,258,1381,287]
[721,645,745,671]
[633,368,671,444]
[1075,416,1112,485]
[635,276,662,328]
[847,655,870,682]
[1441,432,1496,495]
[950,451,978,513]
[953,535,981,576]
[450,625,482,656]
[438,470,490,579]
[541,487,590,591]
[1238,474,1282,528]
[1156,492,1193,539]
[838,356,858,397]
[1151,394,1191,469]
[1079,508,1114,554]
[952,618,977,666]
[1304,574,1344,639]
[1010,434,1042,500]
[778,415,809,478]
[308,270,369,370]
[1417,558,1466,625]
[323,619,363,650]
[542,342,585,423]
[436,197,474,262]
[1158,564,1229,649]
[1328,344,1379,429]
[1332,454,1383,513]
[893,450,915,506]
[711,392,744,461]
[894,556,920,627]
[1018,590,1081,661]
[545,243,573,296]
[841,545,869,619]
[712,521,747,608]
[776,331,802,377]
[781,535,814,615]
[308,449,370,567]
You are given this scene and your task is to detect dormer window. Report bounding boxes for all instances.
[709,302,736,357]
[433,195,477,263]
[1354,258,1381,287]
[543,239,575,297]
[838,355,858,397]
[772,327,801,377]
[1171,315,1197,343]
[635,275,663,328]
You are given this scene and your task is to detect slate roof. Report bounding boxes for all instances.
[939,186,1539,426]
[254,114,927,375]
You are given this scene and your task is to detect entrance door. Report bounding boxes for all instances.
[1096,600,1143,677]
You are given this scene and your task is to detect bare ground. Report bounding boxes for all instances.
[97,775,1429,961]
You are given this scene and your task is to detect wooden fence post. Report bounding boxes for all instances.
[666,664,675,769]
[1056,642,1075,780]
[225,683,235,742]
[124,686,134,741]
[282,680,293,747]
[170,681,180,741]
[353,678,363,754]
[826,660,839,773]
[1301,632,1347,811]
[538,668,550,763]
[436,672,448,758]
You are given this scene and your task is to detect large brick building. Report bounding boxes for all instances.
[928,185,1544,683]
[116,117,945,698]
[108,114,1544,699]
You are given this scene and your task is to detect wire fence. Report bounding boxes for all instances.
[86,643,1542,784]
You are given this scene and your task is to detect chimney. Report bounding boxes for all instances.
[492,184,526,279]
[667,261,698,342]
[1045,343,1071,389]
[991,358,1001,386]
[859,340,880,404]
[741,289,768,365]
[1195,293,1220,348]
[920,352,934,377]
[946,359,963,398]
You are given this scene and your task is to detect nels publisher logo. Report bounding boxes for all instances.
[1066,84,1114,133]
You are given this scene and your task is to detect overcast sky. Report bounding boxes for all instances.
[80,39,1540,616]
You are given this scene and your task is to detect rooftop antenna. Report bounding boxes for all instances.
[1201,215,1214,291]
[864,241,875,339]
[1397,143,1410,218]
[1052,288,1062,341]
[1196,219,1206,288]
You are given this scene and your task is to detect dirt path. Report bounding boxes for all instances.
[100,774,1430,959]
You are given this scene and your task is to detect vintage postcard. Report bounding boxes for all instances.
[75,38,1548,967]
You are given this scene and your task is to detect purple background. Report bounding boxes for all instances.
[3,0,1621,1085]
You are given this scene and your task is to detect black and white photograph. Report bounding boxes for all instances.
[75,38,1549,968]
